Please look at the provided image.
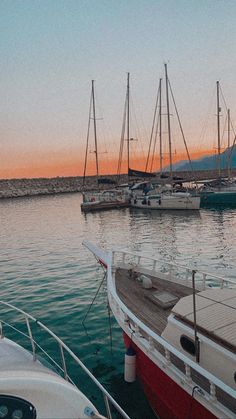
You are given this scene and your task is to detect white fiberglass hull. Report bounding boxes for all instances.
[131,194,200,210]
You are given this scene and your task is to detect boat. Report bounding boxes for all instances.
[130,65,200,210]
[199,81,236,207]
[81,189,129,212]
[0,300,131,419]
[130,190,200,210]
[81,80,129,212]
[84,240,236,419]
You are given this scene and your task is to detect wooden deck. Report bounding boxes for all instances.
[115,268,193,336]
[115,268,236,414]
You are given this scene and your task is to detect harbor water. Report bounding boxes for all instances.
[1,193,236,418]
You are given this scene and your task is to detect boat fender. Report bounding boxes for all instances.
[158,199,161,205]
[148,200,151,206]
[141,275,153,289]
[124,346,136,383]
[134,199,137,204]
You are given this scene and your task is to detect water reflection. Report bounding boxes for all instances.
[0,193,236,418]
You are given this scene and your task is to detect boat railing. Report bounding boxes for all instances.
[108,251,236,417]
[83,190,127,203]
[111,249,236,289]
[0,300,131,419]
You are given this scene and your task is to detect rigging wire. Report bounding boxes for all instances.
[150,109,160,172]
[168,79,196,183]
[117,93,127,179]
[82,89,93,187]
[198,86,216,151]
[219,83,236,177]
[129,94,144,164]
[145,82,160,172]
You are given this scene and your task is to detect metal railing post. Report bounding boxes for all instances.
[59,343,69,381]
[103,394,112,419]
[25,317,36,361]
[0,321,3,338]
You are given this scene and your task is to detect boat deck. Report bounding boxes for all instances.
[115,268,193,336]
[115,268,236,415]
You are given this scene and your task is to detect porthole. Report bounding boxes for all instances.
[0,405,8,418]
[12,410,23,419]
[180,335,196,356]
[0,396,36,419]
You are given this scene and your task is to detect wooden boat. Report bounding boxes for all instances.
[0,300,130,419]
[84,241,236,419]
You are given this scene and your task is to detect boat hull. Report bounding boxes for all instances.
[130,195,200,210]
[123,333,216,419]
[81,200,128,212]
[200,191,236,208]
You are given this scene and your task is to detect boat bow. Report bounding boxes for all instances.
[82,240,110,268]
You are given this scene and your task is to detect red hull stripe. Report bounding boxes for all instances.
[98,259,107,269]
[123,333,216,419]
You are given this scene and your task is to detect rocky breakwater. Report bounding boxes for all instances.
[0,175,127,199]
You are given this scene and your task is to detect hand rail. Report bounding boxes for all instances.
[0,300,131,419]
[111,249,236,287]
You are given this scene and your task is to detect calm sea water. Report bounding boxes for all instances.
[1,193,236,418]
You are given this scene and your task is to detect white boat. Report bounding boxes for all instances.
[130,191,200,210]
[81,189,129,212]
[84,241,236,419]
[0,300,130,419]
[81,81,130,212]
[129,64,201,211]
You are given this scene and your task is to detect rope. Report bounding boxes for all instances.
[82,268,107,325]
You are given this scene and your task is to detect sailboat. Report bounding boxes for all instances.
[200,81,236,207]
[130,64,200,210]
[81,81,129,212]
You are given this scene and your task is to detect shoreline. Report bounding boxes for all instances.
[0,168,235,199]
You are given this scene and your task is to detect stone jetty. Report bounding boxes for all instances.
[0,168,234,199]
[0,175,128,199]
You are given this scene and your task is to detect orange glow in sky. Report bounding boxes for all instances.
[0,148,214,179]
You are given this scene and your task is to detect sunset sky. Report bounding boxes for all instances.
[1,0,236,179]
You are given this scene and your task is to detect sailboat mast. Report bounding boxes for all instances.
[165,64,173,177]
[127,72,130,173]
[91,80,99,184]
[227,108,231,179]
[228,109,230,150]
[216,81,221,179]
[159,78,163,174]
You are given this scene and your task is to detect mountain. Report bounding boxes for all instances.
[173,145,236,171]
